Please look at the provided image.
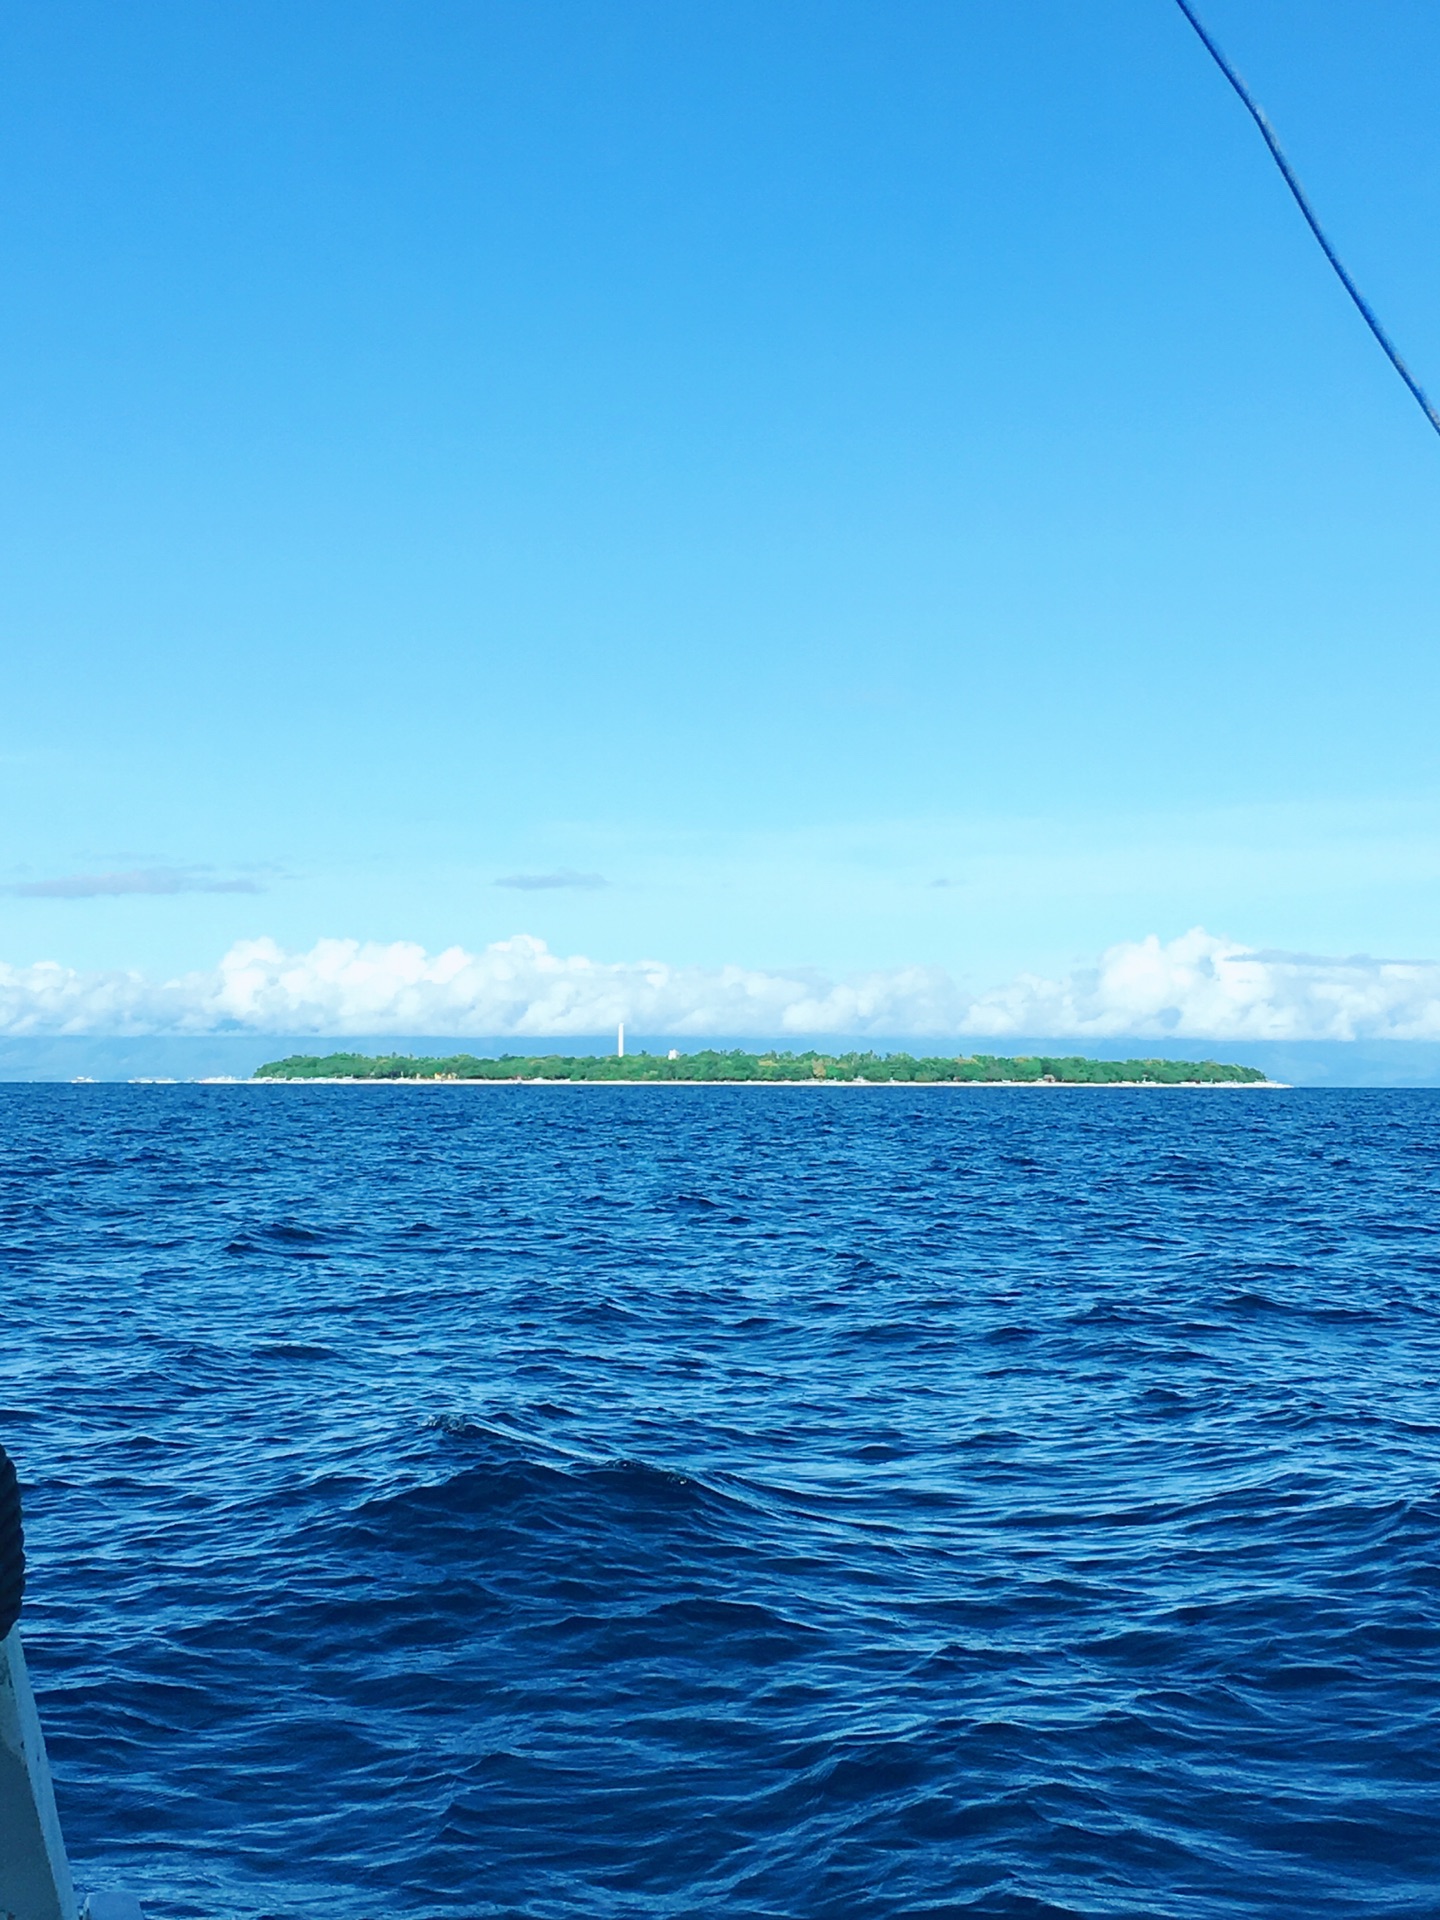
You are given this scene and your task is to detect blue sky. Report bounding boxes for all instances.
[3,1,1440,1030]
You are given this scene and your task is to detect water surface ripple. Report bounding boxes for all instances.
[3,1085,1438,1918]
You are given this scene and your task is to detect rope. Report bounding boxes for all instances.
[0,1444,23,1639]
[1172,0,1440,441]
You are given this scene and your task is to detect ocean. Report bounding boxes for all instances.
[3,1084,1437,1918]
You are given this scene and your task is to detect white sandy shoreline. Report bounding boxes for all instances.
[197,1076,1289,1090]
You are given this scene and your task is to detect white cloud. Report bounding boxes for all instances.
[494,870,608,891]
[5,868,263,898]
[3,927,1440,1040]
[958,929,1440,1041]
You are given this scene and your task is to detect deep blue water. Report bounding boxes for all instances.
[3,1085,1439,1920]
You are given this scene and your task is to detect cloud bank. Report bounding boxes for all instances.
[6,868,263,899]
[3,928,1440,1040]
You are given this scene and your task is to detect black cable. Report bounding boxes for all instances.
[1172,0,1440,441]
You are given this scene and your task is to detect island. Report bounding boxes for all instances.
[254,1049,1269,1085]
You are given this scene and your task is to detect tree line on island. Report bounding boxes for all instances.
[254,1049,1268,1084]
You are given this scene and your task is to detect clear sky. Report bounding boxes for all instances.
[4,1,1440,1034]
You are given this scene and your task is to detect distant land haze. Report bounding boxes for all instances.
[4,1036,1438,1086]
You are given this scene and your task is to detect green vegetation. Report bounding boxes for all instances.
[254,1049,1268,1085]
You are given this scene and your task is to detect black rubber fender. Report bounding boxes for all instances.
[0,1442,23,1639]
